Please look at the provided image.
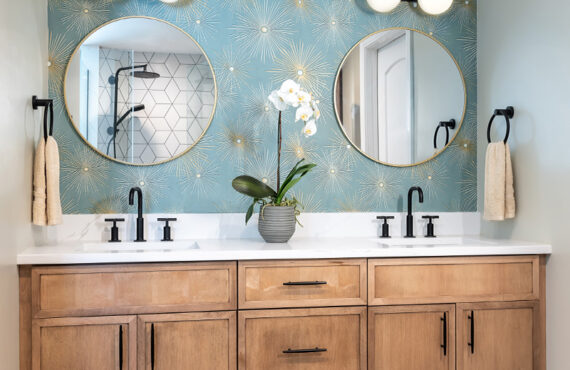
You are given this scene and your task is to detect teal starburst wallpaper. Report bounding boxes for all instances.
[48,0,477,214]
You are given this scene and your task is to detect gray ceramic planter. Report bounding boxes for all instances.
[258,206,296,243]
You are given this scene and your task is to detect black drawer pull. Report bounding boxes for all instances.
[151,323,155,369]
[468,311,475,354]
[283,347,327,354]
[283,281,327,286]
[118,325,123,370]
[441,312,447,356]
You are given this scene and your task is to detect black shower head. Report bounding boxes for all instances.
[131,104,145,112]
[131,70,161,79]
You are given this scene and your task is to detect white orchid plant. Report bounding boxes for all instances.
[232,80,320,224]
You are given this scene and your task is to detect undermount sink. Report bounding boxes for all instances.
[83,241,199,252]
[374,236,485,247]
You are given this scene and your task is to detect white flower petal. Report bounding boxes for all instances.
[303,120,317,137]
[268,90,288,111]
[295,104,314,122]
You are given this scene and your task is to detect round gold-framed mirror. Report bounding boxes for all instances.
[334,27,466,167]
[64,16,217,166]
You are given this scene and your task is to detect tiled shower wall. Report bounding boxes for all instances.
[97,48,215,164]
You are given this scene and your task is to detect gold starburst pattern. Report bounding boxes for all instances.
[449,0,477,30]
[216,79,239,115]
[359,167,401,209]
[240,151,278,189]
[61,145,109,196]
[232,0,294,62]
[243,83,278,136]
[168,134,215,178]
[60,0,111,35]
[458,24,477,66]
[283,132,317,169]
[216,118,261,162]
[327,129,361,168]
[269,42,331,97]
[120,1,153,17]
[457,159,477,210]
[114,166,168,211]
[337,194,367,213]
[158,0,206,23]
[188,5,219,42]
[312,150,351,193]
[48,33,74,98]
[90,194,124,214]
[285,0,319,22]
[313,1,355,49]
[417,159,450,200]
[422,17,452,45]
[179,158,220,198]
[290,190,323,212]
[215,48,251,93]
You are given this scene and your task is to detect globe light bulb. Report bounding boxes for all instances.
[418,0,453,15]
[367,0,400,13]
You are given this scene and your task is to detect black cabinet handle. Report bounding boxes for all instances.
[118,325,123,370]
[441,312,447,356]
[283,281,327,286]
[283,347,327,354]
[151,323,155,370]
[468,311,475,354]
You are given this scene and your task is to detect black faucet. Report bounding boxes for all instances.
[128,187,146,242]
[405,186,424,238]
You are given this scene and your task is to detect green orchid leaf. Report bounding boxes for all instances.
[279,159,305,193]
[276,177,302,204]
[232,176,277,199]
[245,199,257,224]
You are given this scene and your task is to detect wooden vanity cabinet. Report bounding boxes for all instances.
[32,316,137,370]
[457,301,538,370]
[368,305,455,370]
[20,256,546,370]
[137,311,236,370]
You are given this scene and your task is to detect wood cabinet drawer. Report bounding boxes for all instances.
[369,256,539,305]
[238,259,367,309]
[238,307,366,370]
[31,262,236,318]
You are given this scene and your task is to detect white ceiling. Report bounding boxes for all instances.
[83,18,203,55]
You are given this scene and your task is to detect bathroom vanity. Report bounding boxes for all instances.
[18,238,550,370]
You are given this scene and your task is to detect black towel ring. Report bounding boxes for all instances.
[433,119,456,149]
[32,96,54,140]
[487,106,514,143]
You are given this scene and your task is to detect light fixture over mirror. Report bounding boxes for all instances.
[367,0,453,15]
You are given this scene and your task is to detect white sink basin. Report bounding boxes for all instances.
[83,241,199,252]
[374,237,487,247]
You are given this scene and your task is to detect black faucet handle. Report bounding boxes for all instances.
[158,218,177,242]
[104,218,125,243]
[422,215,439,238]
[376,216,395,238]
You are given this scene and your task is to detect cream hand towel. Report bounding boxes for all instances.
[484,142,516,221]
[32,138,47,225]
[45,136,62,225]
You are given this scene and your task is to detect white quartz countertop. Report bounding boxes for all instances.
[17,236,552,265]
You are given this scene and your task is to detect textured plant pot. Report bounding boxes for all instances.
[258,206,296,243]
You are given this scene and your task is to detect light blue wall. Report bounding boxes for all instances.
[48,0,477,214]
[477,0,570,366]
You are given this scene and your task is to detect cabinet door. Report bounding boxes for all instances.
[457,301,538,370]
[368,305,455,370]
[138,311,236,370]
[32,316,136,370]
[239,307,366,370]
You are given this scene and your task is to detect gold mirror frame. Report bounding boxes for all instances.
[63,16,218,166]
[333,27,467,167]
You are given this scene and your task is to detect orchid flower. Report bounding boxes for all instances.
[303,120,317,137]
